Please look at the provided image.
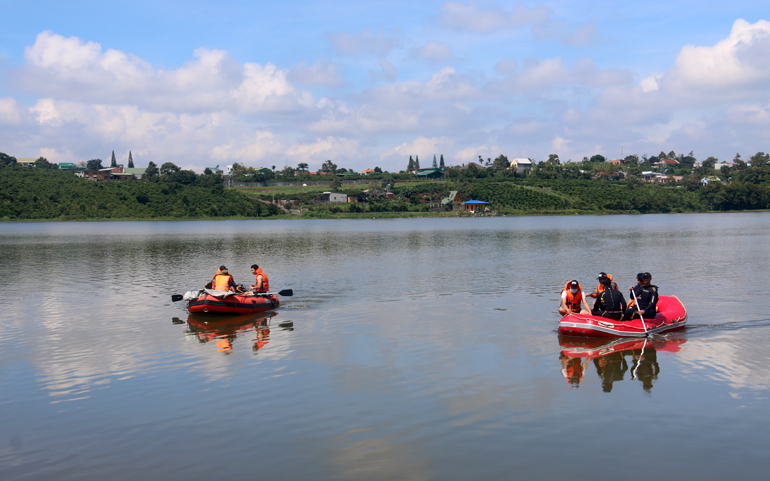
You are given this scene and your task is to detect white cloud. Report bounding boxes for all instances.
[659,19,770,101]
[211,131,286,164]
[17,31,315,115]
[380,136,455,166]
[439,2,551,33]
[454,144,503,164]
[0,97,23,125]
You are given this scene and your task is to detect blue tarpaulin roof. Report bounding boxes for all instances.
[462,200,489,204]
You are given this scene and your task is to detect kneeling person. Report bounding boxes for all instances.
[592,276,627,320]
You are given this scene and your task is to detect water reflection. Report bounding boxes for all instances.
[183,311,294,354]
[558,336,687,392]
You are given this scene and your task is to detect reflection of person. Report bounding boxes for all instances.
[253,325,271,351]
[560,353,588,388]
[624,272,658,320]
[593,352,628,393]
[208,265,237,292]
[588,272,619,298]
[630,348,659,392]
[249,264,270,293]
[592,276,628,320]
[559,280,591,316]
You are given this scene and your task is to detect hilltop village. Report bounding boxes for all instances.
[2,150,769,220]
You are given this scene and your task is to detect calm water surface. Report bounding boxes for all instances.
[1,214,769,480]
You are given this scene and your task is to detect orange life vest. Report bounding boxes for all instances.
[597,274,618,293]
[212,273,234,291]
[562,281,583,312]
[254,267,269,292]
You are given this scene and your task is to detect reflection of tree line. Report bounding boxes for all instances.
[180,312,293,355]
[559,337,684,392]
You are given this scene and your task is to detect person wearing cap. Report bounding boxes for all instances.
[591,276,627,320]
[559,280,591,316]
[208,265,237,292]
[624,272,658,320]
[588,272,619,299]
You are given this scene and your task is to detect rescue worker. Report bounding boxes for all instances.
[559,280,591,316]
[591,275,627,320]
[209,265,237,292]
[588,271,619,298]
[249,264,270,293]
[624,272,659,320]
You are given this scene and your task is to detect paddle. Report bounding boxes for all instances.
[170,289,293,302]
[630,288,648,336]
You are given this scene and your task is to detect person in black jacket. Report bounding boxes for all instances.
[592,275,627,320]
[624,272,659,320]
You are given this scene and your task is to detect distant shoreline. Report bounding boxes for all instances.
[4,209,767,223]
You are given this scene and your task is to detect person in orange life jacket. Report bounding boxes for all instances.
[559,280,591,316]
[624,272,659,320]
[588,271,619,298]
[208,265,237,292]
[591,275,627,320]
[249,264,270,292]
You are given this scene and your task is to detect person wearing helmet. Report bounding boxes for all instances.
[559,280,591,316]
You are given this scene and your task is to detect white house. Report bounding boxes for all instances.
[322,192,347,203]
[511,158,533,173]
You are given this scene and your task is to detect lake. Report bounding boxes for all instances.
[2,213,769,480]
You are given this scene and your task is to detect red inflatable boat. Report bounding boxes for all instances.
[558,295,687,338]
[187,291,279,314]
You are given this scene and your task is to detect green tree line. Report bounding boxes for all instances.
[0,164,279,220]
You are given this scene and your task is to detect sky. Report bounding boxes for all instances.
[1,0,769,172]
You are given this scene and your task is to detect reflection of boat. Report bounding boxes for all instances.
[187,291,279,314]
[558,335,687,360]
[558,295,687,337]
[558,335,686,392]
[186,311,290,353]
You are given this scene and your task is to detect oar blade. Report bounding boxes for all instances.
[171,294,184,302]
[277,289,293,297]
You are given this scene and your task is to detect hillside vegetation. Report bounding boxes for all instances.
[0,166,279,220]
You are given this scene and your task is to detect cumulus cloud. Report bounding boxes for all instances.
[5,19,770,173]
[439,2,551,33]
[17,31,315,115]
[657,19,770,101]
[326,30,402,56]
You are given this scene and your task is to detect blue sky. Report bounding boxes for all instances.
[1,1,768,171]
